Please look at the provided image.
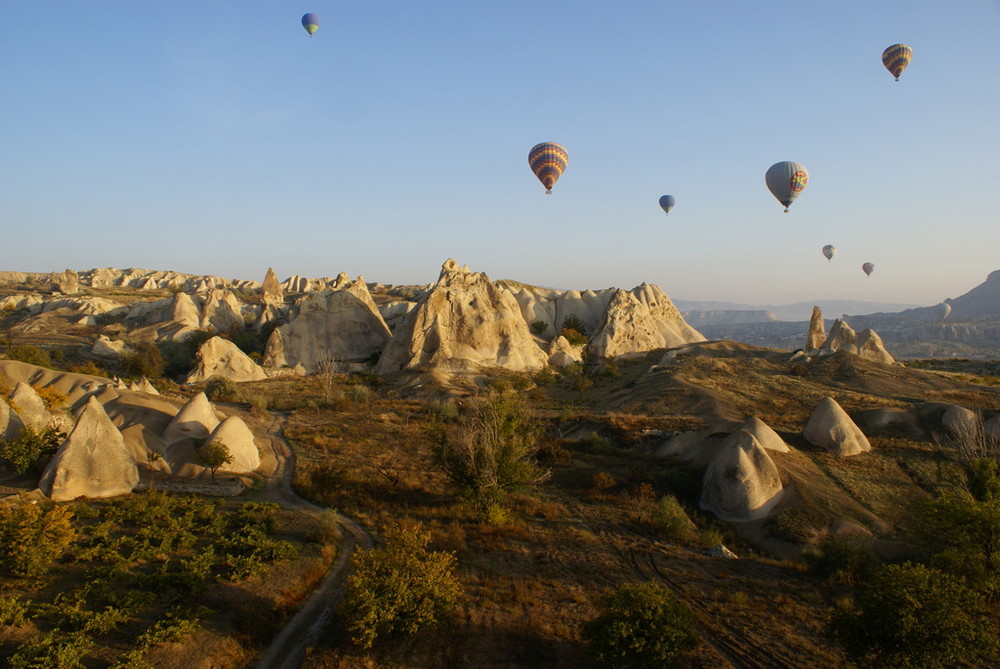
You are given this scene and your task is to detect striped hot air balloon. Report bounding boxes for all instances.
[528,142,568,194]
[882,44,912,81]
[301,13,320,36]
[765,161,809,213]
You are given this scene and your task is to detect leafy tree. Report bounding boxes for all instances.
[159,330,213,379]
[4,343,53,368]
[196,441,233,482]
[582,580,698,668]
[0,425,65,474]
[831,562,995,668]
[341,522,461,648]
[433,393,549,511]
[0,502,76,577]
[119,340,165,379]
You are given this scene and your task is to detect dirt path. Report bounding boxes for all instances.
[256,413,373,669]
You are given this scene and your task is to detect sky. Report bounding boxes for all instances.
[1,2,998,307]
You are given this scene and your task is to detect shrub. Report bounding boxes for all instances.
[205,376,241,403]
[196,441,233,482]
[561,314,588,336]
[0,425,65,474]
[533,367,558,385]
[649,495,694,542]
[119,340,165,379]
[159,330,213,379]
[582,580,698,667]
[589,472,617,498]
[560,328,589,347]
[9,630,94,669]
[831,562,995,668]
[5,344,52,368]
[67,361,108,377]
[0,594,30,626]
[804,536,879,585]
[33,384,67,410]
[530,320,548,336]
[0,503,76,577]
[341,522,461,648]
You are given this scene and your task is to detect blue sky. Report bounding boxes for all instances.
[1,2,998,306]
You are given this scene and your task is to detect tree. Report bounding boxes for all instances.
[119,339,166,379]
[0,502,76,577]
[582,580,698,668]
[433,393,549,512]
[831,562,995,668]
[0,425,64,474]
[196,441,233,482]
[341,522,461,648]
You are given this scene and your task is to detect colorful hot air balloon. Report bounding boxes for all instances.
[765,161,809,213]
[658,195,676,215]
[882,44,912,81]
[822,245,836,261]
[862,262,875,277]
[301,13,320,36]
[528,142,568,194]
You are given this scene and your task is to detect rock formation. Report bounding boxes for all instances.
[8,382,51,431]
[587,284,705,359]
[805,306,826,350]
[198,288,245,333]
[205,416,261,473]
[737,416,790,453]
[375,260,548,374]
[91,335,130,359]
[941,404,978,437]
[546,336,582,368]
[163,392,220,444]
[261,267,284,302]
[813,319,896,364]
[39,397,139,501]
[699,431,784,522]
[49,269,79,294]
[187,336,267,383]
[264,278,392,373]
[803,397,872,456]
[0,399,25,441]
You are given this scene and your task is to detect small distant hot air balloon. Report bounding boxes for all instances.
[862,262,875,277]
[301,13,320,36]
[658,195,676,215]
[936,302,952,321]
[822,245,837,261]
[882,44,912,81]
[765,161,809,213]
[528,142,568,194]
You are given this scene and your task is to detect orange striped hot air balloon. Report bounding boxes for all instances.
[882,44,912,81]
[528,142,568,194]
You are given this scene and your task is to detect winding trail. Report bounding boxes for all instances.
[256,413,373,669]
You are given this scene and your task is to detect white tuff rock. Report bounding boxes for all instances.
[803,397,872,456]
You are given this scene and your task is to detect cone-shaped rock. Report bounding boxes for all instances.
[263,277,391,373]
[941,404,978,437]
[205,416,261,473]
[261,267,284,302]
[547,335,582,369]
[803,397,872,456]
[700,431,784,522]
[163,392,220,443]
[856,329,896,365]
[187,336,267,383]
[588,284,704,359]
[375,259,548,373]
[738,416,790,452]
[9,382,51,430]
[0,399,25,441]
[39,396,138,501]
[805,306,826,351]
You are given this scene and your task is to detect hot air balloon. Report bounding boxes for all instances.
[822,245,836,261]
[765,161,809,212]
[862,262,875,277]
[882,44,912,81]
[658,195,676,215]
[301,13,320,36]
[935,302,952,321]
[528,142,568,194]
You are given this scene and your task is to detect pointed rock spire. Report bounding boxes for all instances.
[163,392,220,443]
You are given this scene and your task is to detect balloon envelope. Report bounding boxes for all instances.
[862,262,875,277]
[936,302,952,320]
[528,142,568,194]
[822,245,836,261]
[765,161,809,212]
[301,13,320,35]
[882,44,912,80]
[658,195,676,215]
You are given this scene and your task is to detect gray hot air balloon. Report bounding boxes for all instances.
[822,245,836,261]
[766,161,809,213]
[862,262,875,277]
[935,302,952,321]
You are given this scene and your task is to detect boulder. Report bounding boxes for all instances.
[187,336,267,383]
[736,416,790,452]
[8,382,51,431]
[547,335,582,368]
[91,335,130,359]
[803,397,872,456]
[39,396,139,501]
[0,399,25,441]
[163,392,220,444]
[205,416,261,473]
[941,404,979,437]
[699,431,784,522]
[587,285,705,359]
[375,259,548,373]
[805,306,826,351]
[263,278,392,373]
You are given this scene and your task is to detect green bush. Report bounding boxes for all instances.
[159,330,213,379]
[5,344,53,368]
[119,340,165,379]
[205,376,241,402]
[831,562,995,668]
[0,502,76,577]
[582,580,698,667]
[0,594,30,626]
[196,441,233,482]
[649,495,694,542]
[530,320,548,336]
[804,536,879,585]
[342,522,461,648]
[9,630,94,669]
[0,425,65,474]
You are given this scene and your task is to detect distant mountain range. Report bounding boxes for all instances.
[674,299,922,323]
